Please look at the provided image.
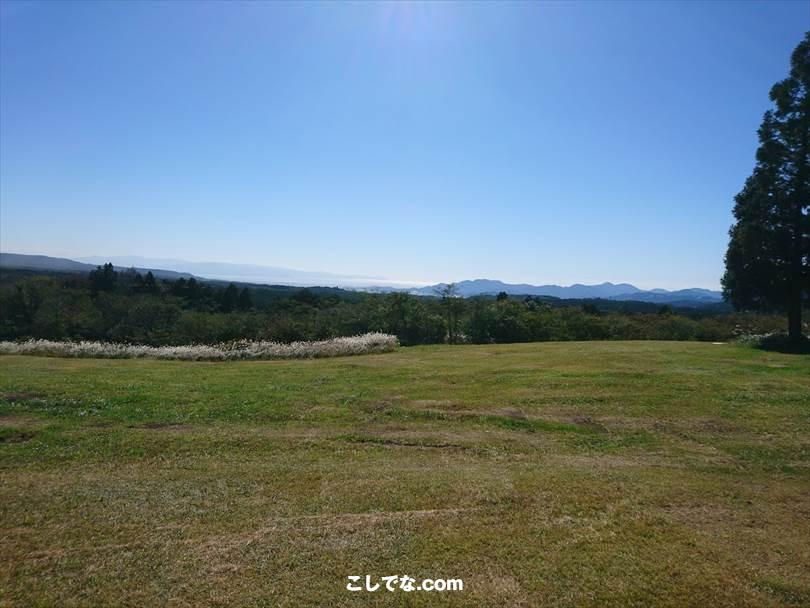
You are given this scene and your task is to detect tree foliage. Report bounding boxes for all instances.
[88,263,117,294]
[723,32,810,341]
[0,266,791,347]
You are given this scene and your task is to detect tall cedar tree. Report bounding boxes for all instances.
[89,263,118,294]
[220,283,240,313]
[723,32,810,342]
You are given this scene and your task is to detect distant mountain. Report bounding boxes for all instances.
[1,252,413,288]
[412,279,642,299]
[1,253,724,306]
[409,279,722,306]
[75,255,412,288]
[0,253,92,273]
[0,253,193,280]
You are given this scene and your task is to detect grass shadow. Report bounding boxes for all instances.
[756,334,810,355]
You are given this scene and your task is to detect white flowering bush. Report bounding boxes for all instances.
[735,332,810,353]
[0,333,399,361]
[735,333,773,346]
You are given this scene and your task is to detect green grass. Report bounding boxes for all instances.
[1,341,808,607]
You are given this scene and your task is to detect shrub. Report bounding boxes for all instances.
[0,333,399,361]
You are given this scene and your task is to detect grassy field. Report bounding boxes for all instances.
[1,341,809,607]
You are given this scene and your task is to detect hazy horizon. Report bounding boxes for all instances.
[2,1,807,290]
[2,249,724,292]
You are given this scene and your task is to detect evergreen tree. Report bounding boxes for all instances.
[89,263,118,294]
[186,278,201,302]
[237,287,253,311]
[133,272,145,293]
[723,33,810,343]
[220,283,240,313]
[143,271,158,294]
[434,283,463,343]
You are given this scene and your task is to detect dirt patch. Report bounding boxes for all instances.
[691,418,742,434]
[0,415,45,428]
[498,408,528,420]
[337,433,467,450]
[570,415,607,431]
[363,395,406,412]
[0,430,36,443]
[129,422,192,431]
[1,391,44,403]
[410,399,455,409]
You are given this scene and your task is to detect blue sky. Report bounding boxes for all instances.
[1,1,807,289]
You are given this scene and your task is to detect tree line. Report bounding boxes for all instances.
[0,266,788,346]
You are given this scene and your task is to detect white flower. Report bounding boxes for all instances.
[0,333,399,361]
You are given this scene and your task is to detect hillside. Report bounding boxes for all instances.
[0,253,193,280]
[1,342,808,606]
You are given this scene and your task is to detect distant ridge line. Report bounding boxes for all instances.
[0,252,723,305]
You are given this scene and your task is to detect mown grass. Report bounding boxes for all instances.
[1,341,808,607]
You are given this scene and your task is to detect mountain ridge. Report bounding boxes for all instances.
[0,252,723,305]
[407,279,723,304]
[0,253,193,281]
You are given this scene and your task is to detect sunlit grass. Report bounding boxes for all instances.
[1,341,808,606]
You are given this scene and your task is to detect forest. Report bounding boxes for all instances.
[0,264,788,346]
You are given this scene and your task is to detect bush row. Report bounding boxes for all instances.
[0,333,399,361]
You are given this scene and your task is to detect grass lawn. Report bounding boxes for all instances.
[1,341,809,607]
